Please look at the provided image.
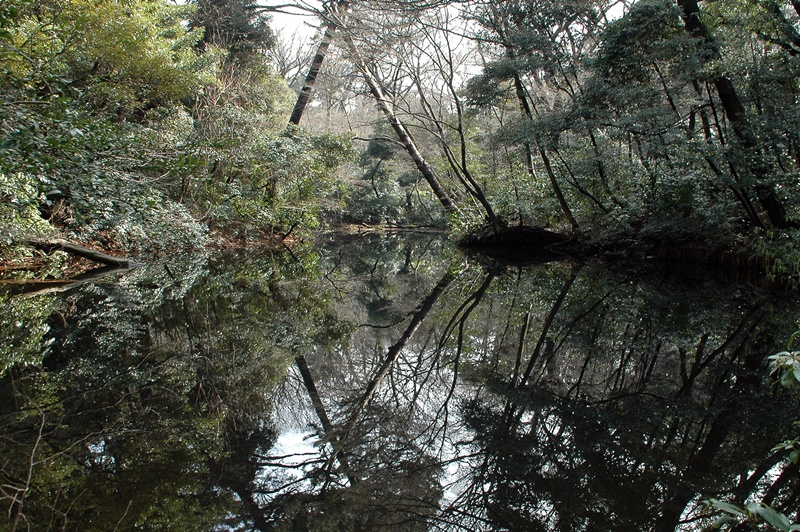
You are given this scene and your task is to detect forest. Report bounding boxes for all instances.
[0,0,799,277]
[2,1,800,529]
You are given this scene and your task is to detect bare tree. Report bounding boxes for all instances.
[337,14,461,215]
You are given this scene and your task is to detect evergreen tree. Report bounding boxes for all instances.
[191,0,275,59]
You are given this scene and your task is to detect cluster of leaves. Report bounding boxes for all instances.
[748,229,800,288]
[706,499,800,532]
[769,330,800,389]
[704,329,800,530]
[0,291,57,374]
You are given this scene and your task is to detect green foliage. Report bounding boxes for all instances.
[0,172,55,251]
[462,73,510,108]
[769,330,800,388]
[457,0,800,249]
[199,129,354,237]
[340,130,445,227]
[0,292,57,375]
[748,229,800,287]
[343,164,407,225]
[593,0,700,83]
[706,499,800,531]
[0,0,352,258]
[0,0,213,252]
[182,50,353,238]
[3,0,208,115]
[0,99,210,250]
[192,0,275,60]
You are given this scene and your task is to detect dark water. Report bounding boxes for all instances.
[2,231,799,531]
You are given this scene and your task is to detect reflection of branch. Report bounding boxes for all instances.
[512,306,533,387]
[294,356,357,484]
[678,304,765,396]
[568,305,606,398]
[4,409,46,531]
[254,452,321,463]
[113,500,133,532]
[519,265,580,387]
[438,453,497,529]
[733,448,791,502]
[326,271,456,472]
[430,269,498,447]
[0,265,133,297]
[260,476,323,496]
[489,265,581,439]
[582,390,664,405]
[437,269,499,353]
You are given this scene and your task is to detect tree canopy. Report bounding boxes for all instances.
[1,0,799,278]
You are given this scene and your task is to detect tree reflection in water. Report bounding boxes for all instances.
[1,232,798,530]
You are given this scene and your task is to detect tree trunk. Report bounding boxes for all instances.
[295,355,357,482]
[509,63,578,231]
[678,0,795,228]
[0,265,130,297]
[411,70,500,231]
[328,271,455,467]
[519,265,579,386]
[288,24,337,126]
[288,1,350,126]
[341,33,458,215]
[538,147,579,232]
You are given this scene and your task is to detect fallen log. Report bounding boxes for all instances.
[27,238,138,268]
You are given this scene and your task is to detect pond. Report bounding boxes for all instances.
[2,231,799,531]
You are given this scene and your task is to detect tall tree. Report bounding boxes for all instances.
[192,0,275,59]
[676,0,796,229]
[289,1,349,125]
[464,0,614,229]
[336,13,460,215]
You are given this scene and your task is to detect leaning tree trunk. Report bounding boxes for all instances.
[28,238,137,268]
[288,24,337,126]
[295,355,357,483]
[510,69,579,232]
[410,70,501,232]
[328,270,455,469]
[341,33,458,216]
[288,1,350,126]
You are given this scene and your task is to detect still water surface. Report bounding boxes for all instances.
[2,231,799,530]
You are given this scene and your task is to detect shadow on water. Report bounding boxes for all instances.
[1,231,799,530]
